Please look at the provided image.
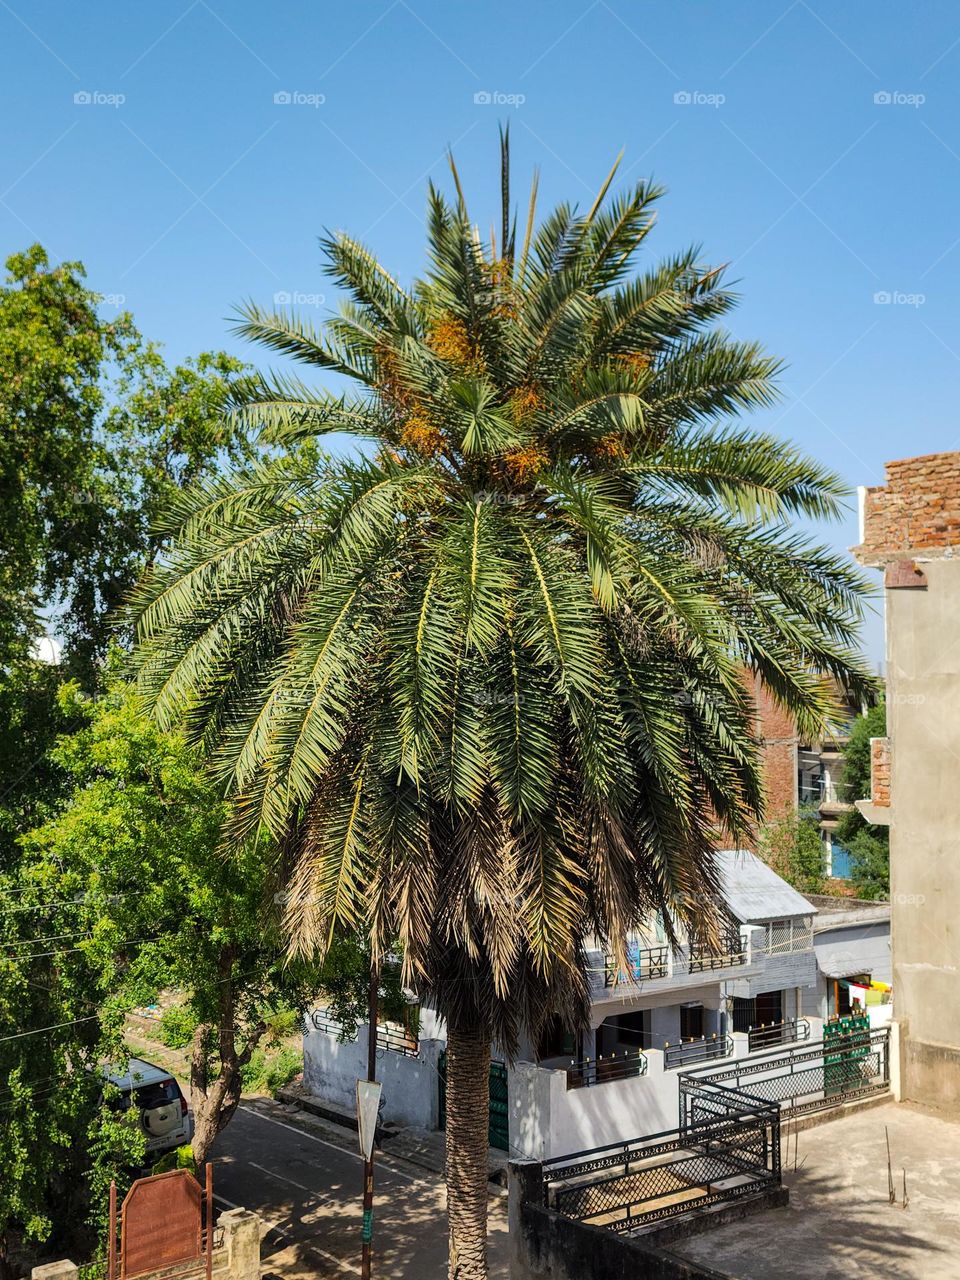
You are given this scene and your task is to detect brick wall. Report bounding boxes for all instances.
[870,736,891,807]
[749,672,799,823]
[856,451,960,565]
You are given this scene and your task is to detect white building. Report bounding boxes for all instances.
[301,850,891,1160]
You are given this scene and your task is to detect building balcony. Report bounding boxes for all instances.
[596,939,749,998]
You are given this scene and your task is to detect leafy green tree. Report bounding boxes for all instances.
[129,140,876,1278]
[0,244,251,685]
[835,701,888,897]
[756,811,825,894]
[0,802,143,1275]
[0,656,86,875]
[0,245,119,669]
[18,679,321,1165]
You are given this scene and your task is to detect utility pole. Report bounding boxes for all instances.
[361,966,379,1279]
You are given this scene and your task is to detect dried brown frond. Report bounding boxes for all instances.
[375,342,413,411]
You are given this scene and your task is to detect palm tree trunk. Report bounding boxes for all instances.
[445,1019,491,1280]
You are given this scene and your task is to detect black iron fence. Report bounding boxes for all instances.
[679,1026,890,1126]
[541,1100,780,1234]
[688,936,748,973]
[306,1008,419,1056]
[564,1049,647,1089]
[377,1022,419,1057]
[664,1034,732,1071]
[603,945,669,985]
[747,1018,810,1053]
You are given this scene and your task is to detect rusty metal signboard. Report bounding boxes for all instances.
[109,1167,213,1280]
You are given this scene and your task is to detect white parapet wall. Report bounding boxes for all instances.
[509,1049,682,1162]
[302,1019,444,1130]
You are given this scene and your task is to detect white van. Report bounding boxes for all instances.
[104,1058,194,1157]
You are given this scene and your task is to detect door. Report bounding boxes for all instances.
[438,1053,510,1152]
[680,1004,704,1041]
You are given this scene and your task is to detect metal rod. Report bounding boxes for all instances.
[361,965,379,1280]
[205,1163,213,1280]
[108,1180,117,1280]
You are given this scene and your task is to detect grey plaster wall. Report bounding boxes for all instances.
[886,558,960,1110]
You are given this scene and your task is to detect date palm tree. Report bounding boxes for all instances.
[130,136,874,1278]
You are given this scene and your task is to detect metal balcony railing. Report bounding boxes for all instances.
[747,1018,810,1053]
[603,944,669,986]
[688,937,748,973]
[664,1034,733,1070]
[799,779,855,806]
[564,1049,647,1089]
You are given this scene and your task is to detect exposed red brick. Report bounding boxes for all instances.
[855,452,960,564]
[870,736,891,807]
[748,671,798,824]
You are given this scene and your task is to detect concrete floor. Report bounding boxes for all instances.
[672,1102,960,1280]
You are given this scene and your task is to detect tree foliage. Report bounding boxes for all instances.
[835,701,889,898]
[1,677,323,1258]
[755,811,825,894]
[128,138,877,1277]
[0,244,252,686]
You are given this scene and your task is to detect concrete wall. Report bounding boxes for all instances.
[884,556,960,1111]
[854,452,960,1112]
[509,1049,687,1161]
[813,923,892,987]
[302,1020,443,1130]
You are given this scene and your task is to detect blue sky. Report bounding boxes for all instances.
[5,1,960,662]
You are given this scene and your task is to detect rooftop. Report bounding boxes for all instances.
[715,849,818,925]
[671,1102,960,1280]
[804,894,891,930]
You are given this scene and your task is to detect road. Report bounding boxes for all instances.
[210,1101,510,1279]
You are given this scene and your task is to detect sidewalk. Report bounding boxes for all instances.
[276,1081,511,1186]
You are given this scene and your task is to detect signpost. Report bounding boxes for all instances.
[357,1080,383,1162]
[359,968,379,1279]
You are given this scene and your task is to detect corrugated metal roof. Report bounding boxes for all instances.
[714,849,818,924]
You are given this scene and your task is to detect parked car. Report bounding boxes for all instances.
[103,1058,194,1157]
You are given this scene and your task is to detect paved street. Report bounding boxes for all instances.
[211,1101,510,1279]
